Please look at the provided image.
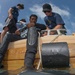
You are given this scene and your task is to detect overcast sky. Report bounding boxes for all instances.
[0,0,75,34]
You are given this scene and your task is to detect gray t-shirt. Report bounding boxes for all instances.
[44,12,65,29]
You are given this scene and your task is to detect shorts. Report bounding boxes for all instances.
[3,18,17,33]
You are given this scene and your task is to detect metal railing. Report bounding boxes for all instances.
[41,29,66,36]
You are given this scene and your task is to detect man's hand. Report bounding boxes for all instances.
[27,23,35,28]
[15,30,20,35]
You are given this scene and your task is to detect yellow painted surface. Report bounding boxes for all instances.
[2,34,75,70]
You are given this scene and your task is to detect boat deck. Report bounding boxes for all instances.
[2,34,75,70]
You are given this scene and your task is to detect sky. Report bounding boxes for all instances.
[0,0,75,34]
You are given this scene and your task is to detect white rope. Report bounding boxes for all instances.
[37,32,42,70]
[49,34,61,43]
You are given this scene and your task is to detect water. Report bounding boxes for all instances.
[0,66,75,75]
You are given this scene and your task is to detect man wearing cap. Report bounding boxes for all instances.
[42,3,66,35]
[1,4,24,41]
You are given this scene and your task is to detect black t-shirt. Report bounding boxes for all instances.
[35,23,46,31]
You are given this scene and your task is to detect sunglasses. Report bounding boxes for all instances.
[43,11,51,13]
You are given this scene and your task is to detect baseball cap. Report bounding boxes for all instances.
[17,4,24,9]
[42,3,52,12]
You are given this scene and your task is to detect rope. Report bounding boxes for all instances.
[49,34,61,43]
[37,32,42,70]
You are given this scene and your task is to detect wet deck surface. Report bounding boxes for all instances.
[0,69,75,75]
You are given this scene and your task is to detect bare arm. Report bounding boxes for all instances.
[15,29,20,35]
[15,23,35,35]
[8,8,13,19]
[53,24,62,30]
[50,24,63,35]
[43,24,63,35]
